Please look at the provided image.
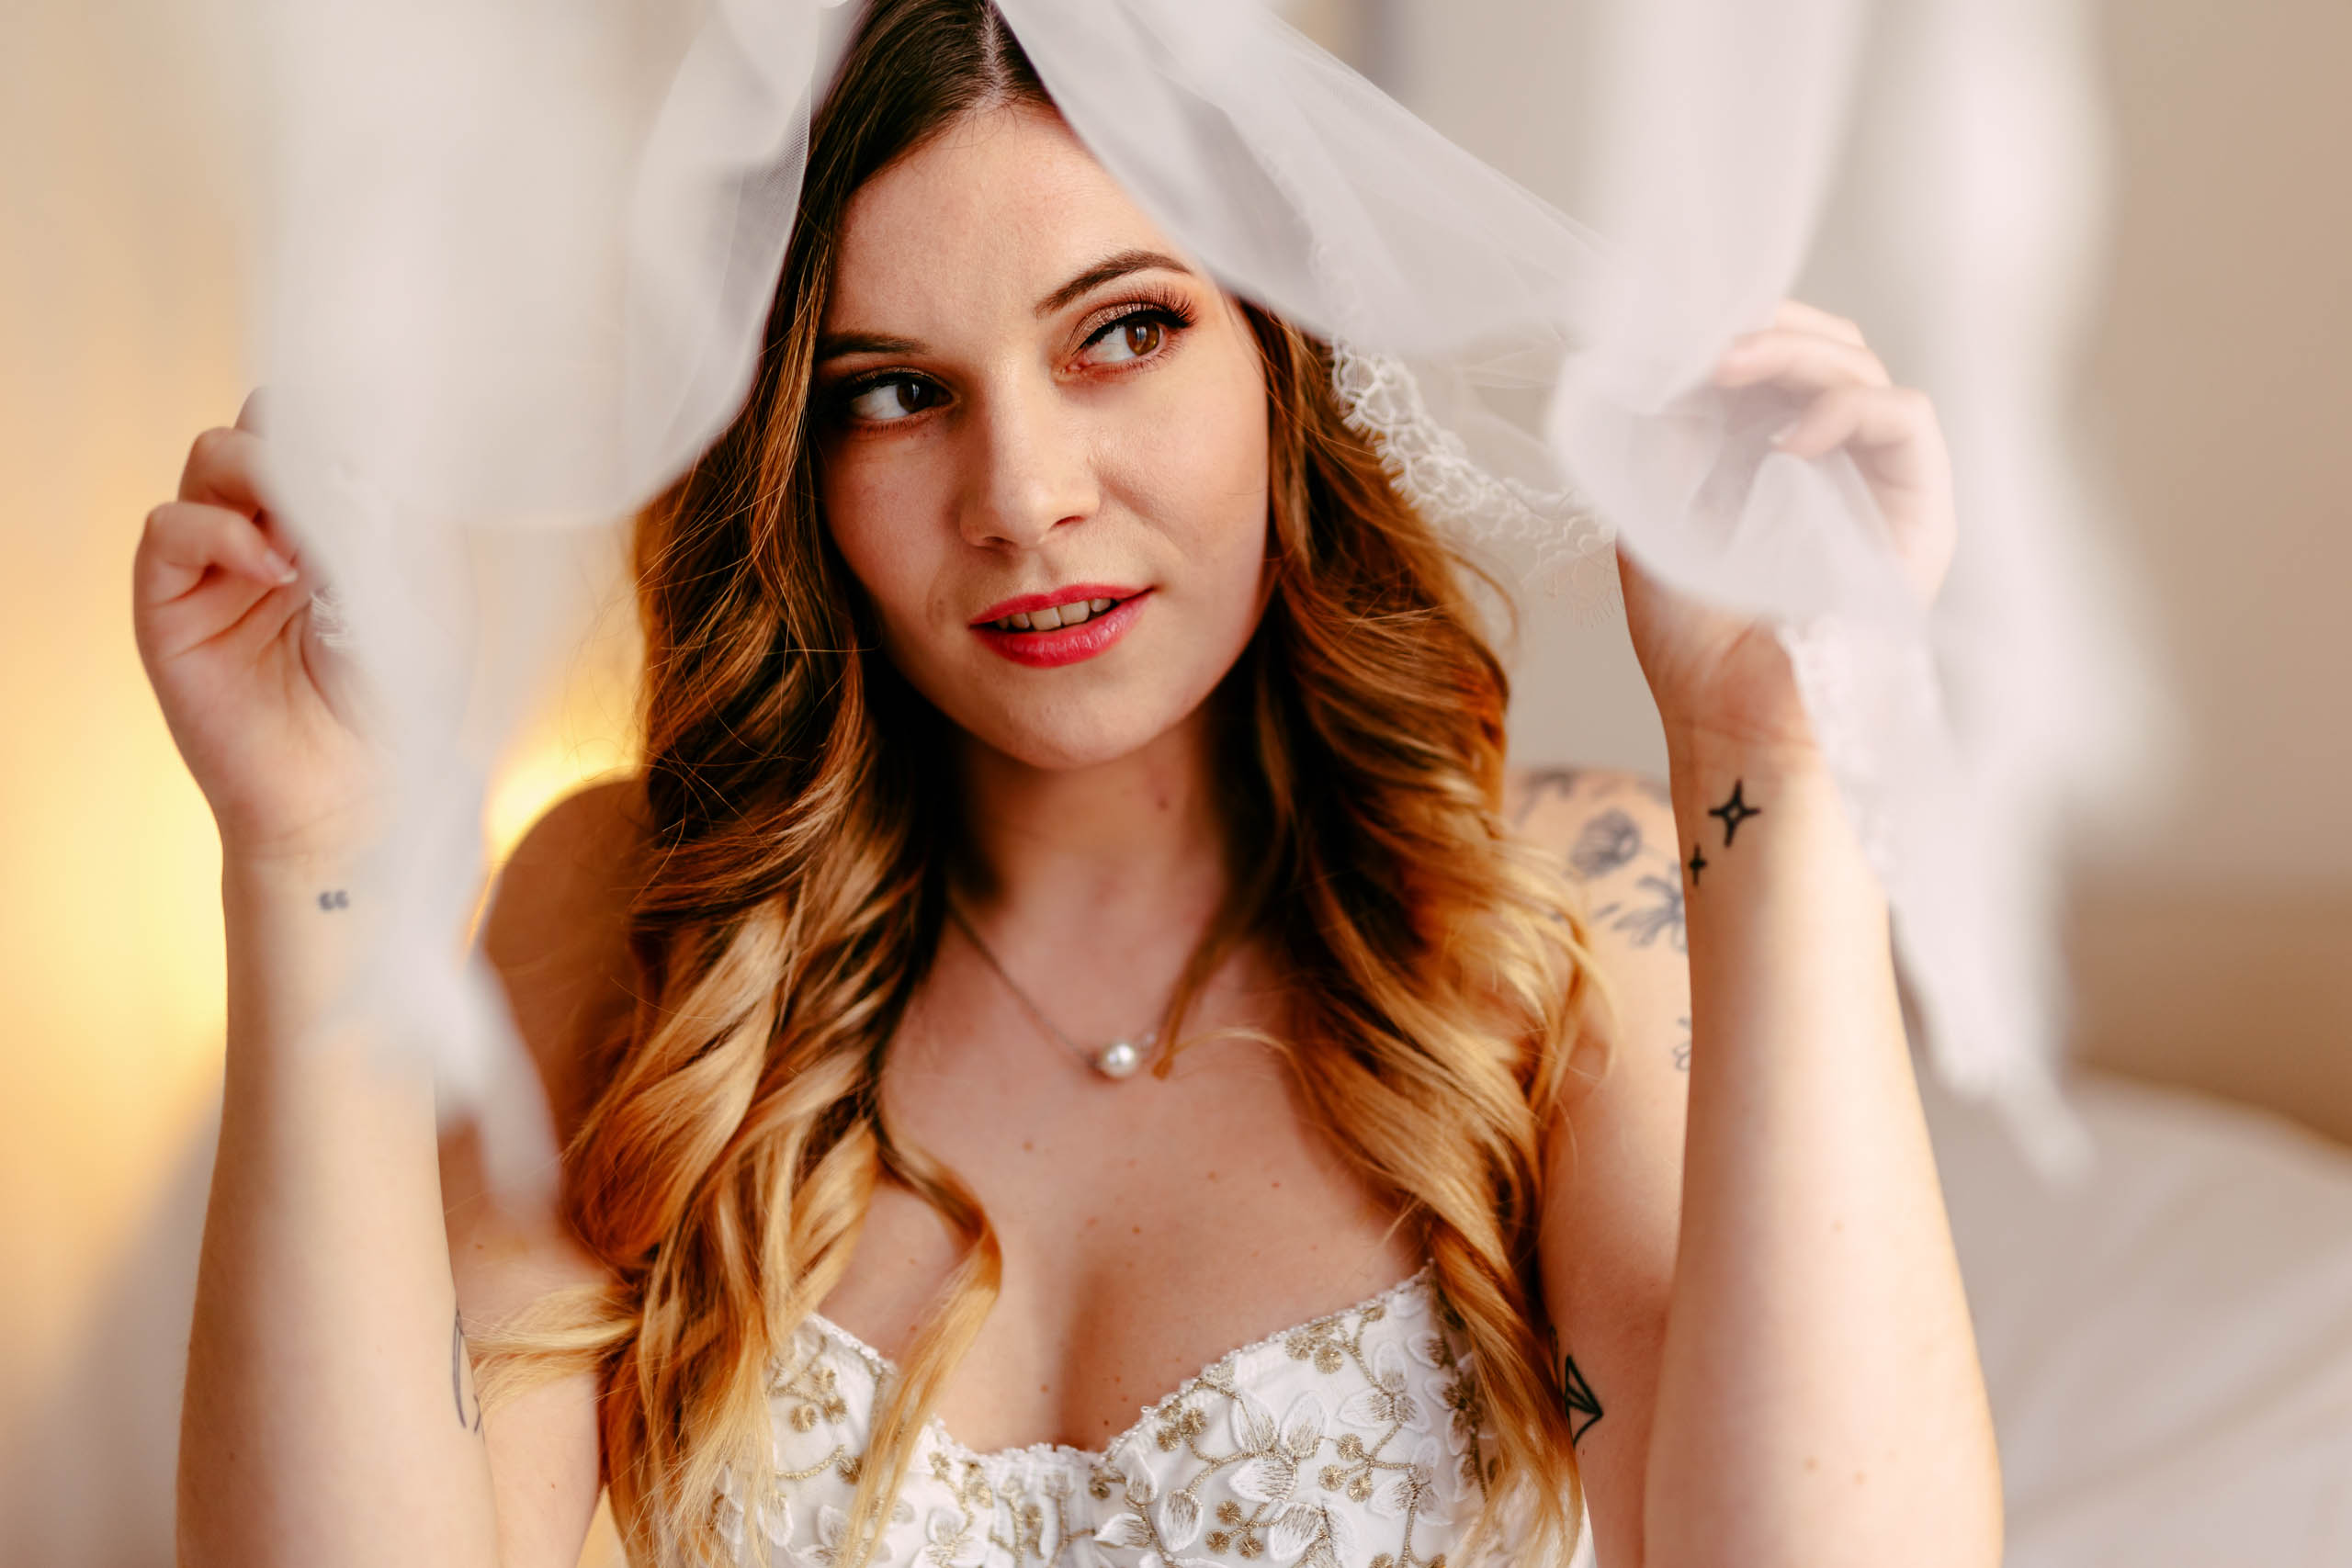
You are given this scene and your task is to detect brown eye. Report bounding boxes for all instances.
[1078,309,1181,368]
[844,376,940,424]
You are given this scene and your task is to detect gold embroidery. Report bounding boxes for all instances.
[774,1341,854,1433]
[747,1269,1519,1568]
[1153,1403,1209,1451]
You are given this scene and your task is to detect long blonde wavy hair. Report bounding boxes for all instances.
[477,2,1619,1562]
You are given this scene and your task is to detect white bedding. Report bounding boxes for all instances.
[1922,1067,2352,1564]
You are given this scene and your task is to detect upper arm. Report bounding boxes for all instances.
[1506,766,1691,1568]
[442,774,647,1567]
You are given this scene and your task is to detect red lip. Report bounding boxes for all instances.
[970,588,1149,669]
[967,582,1145,626]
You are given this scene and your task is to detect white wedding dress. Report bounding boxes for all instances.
[718,1264,1600,1568]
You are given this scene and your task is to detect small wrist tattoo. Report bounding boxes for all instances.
[1687,778,1763,890]
[316,888,350,911]
[1707,779,1762,846]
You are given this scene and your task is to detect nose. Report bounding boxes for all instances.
[956,373,1100,550]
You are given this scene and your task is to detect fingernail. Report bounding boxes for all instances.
[1770,420,1803,448]
[264,550,299,584]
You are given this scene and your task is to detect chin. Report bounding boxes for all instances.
[946,685,1214,773]
[885,633,1246,773]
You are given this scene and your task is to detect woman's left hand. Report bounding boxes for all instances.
[1616,298,1958,756]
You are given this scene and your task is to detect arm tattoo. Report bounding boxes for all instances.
[451,1308,482,1433]
[316,888,350,910]
[1561,1352,1603,1444]
[1511,766,1589,828]
[1566,795,1688,954]
[1672,1014,1690,1072]
[1568,807,1643,880]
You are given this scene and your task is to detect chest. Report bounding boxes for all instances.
[814,976,1421,1456]
[750,1268,1509,1568]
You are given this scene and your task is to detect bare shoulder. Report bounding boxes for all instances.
[1501,761,1690,1092]
[477,773,650,1145]
[1501,760,1689,1112]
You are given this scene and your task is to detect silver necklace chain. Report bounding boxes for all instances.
[944,901,1161,1081]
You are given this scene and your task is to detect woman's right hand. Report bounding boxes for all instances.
[133,389,386,865]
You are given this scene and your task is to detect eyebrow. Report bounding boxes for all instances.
[1033,248,1195,317]
[814,248,1197,363]
[816,330,924,361]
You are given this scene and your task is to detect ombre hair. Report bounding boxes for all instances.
[476,2,1617,1562]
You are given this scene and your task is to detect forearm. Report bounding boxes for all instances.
[1642,731,2001,1567]
[179,853,501,1567]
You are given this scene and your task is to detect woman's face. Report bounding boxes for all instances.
[815,105,1272,773]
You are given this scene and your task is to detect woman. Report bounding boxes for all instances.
[139,2,1999,1564]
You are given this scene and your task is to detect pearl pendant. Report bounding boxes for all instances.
[1093,1039,1143,1080]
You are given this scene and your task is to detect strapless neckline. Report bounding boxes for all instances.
[799,1261,1438,1473]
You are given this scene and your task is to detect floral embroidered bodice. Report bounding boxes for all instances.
[718,1265,1597,1568]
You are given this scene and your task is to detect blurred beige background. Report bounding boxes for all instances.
[4,0,2346,1562]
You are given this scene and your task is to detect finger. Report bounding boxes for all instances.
[1772,385,1950,490]
[1771,299,1868,349]
[136,499,301,608]
[1714,329,1892,392]
[188,419,305,567]
[176,425,272,514]
[234,386,274,436]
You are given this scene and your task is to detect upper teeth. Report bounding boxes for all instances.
[995,596,1115,632]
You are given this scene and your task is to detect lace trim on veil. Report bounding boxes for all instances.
[1329,344,1623,627]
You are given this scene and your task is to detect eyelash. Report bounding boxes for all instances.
[828,292,1199,428]
[1074,288,1198,354]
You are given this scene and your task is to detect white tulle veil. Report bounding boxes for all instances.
[233,0,2169,1190]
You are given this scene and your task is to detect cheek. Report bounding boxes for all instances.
[820,457,944,637]
[1115,349,1272,583]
